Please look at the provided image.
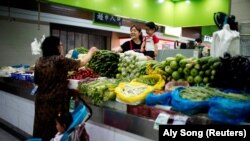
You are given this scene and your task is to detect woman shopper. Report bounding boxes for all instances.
[33,36,97,140]
[112,25,143,53]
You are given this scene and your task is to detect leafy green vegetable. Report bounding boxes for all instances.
[116,51,147,80]
[180,86,220,101]
[74,47,88,54]
[78,79,120,105]
[134,77,158,86]
[87,50,120,78]
[180,86,250,102]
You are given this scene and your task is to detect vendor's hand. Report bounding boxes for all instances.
[154,52,158,57]
[140,48,145,53]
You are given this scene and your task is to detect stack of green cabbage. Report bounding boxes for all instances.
[116,50,147,81]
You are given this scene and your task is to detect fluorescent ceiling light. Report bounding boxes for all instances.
[171,0,181,2]
[133,3,140,8]
[185,0,191,4]
[158,0,165,3]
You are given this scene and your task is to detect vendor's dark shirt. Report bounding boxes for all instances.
[121,40,142,53]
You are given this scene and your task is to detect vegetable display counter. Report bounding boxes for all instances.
[0,77,157,140]
[0,77,230,141]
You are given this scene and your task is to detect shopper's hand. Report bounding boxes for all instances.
[112,47,123,53]
[89,47,98,54]
[111,47,120,53]
[79,47,98,66]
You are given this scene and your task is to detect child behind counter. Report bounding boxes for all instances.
[50,112,73,141]
[141,21,160,59]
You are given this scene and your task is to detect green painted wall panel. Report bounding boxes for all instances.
[201,25,218,36]
[174,0,230,27]
[46,0,229,27]
[47,0,174,26]
[47,0,174,25]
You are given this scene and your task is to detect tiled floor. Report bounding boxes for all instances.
[0,127,21,141]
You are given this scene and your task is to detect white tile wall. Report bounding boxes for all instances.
[0,90,34,135]
[85,121,155,141]
[0,91,155,140]
[113,128,155,141]
[0,93,6,118]
[16,97,35,117]
[5,107,19,126]
[5,94,21,112]
[19,113,34,134]
[86,122,115,141]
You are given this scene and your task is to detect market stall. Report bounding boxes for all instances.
[70,49,250,126]
[1,48,250,140]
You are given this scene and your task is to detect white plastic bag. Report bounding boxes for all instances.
[31,38,40,55]
[211,24,240,57]
[31,35,45,55]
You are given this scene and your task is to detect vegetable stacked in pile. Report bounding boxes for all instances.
[132,74,165,90]
[67,68,98,80]
[74,47,88,54]
[146,60,166,77]
[180,87,223,101]
[211,53,250,92]
[162,54,221,86]
[87,50,120,78]
[180,86,250,102]
[78,78,120,105]
[116,50,147,81]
